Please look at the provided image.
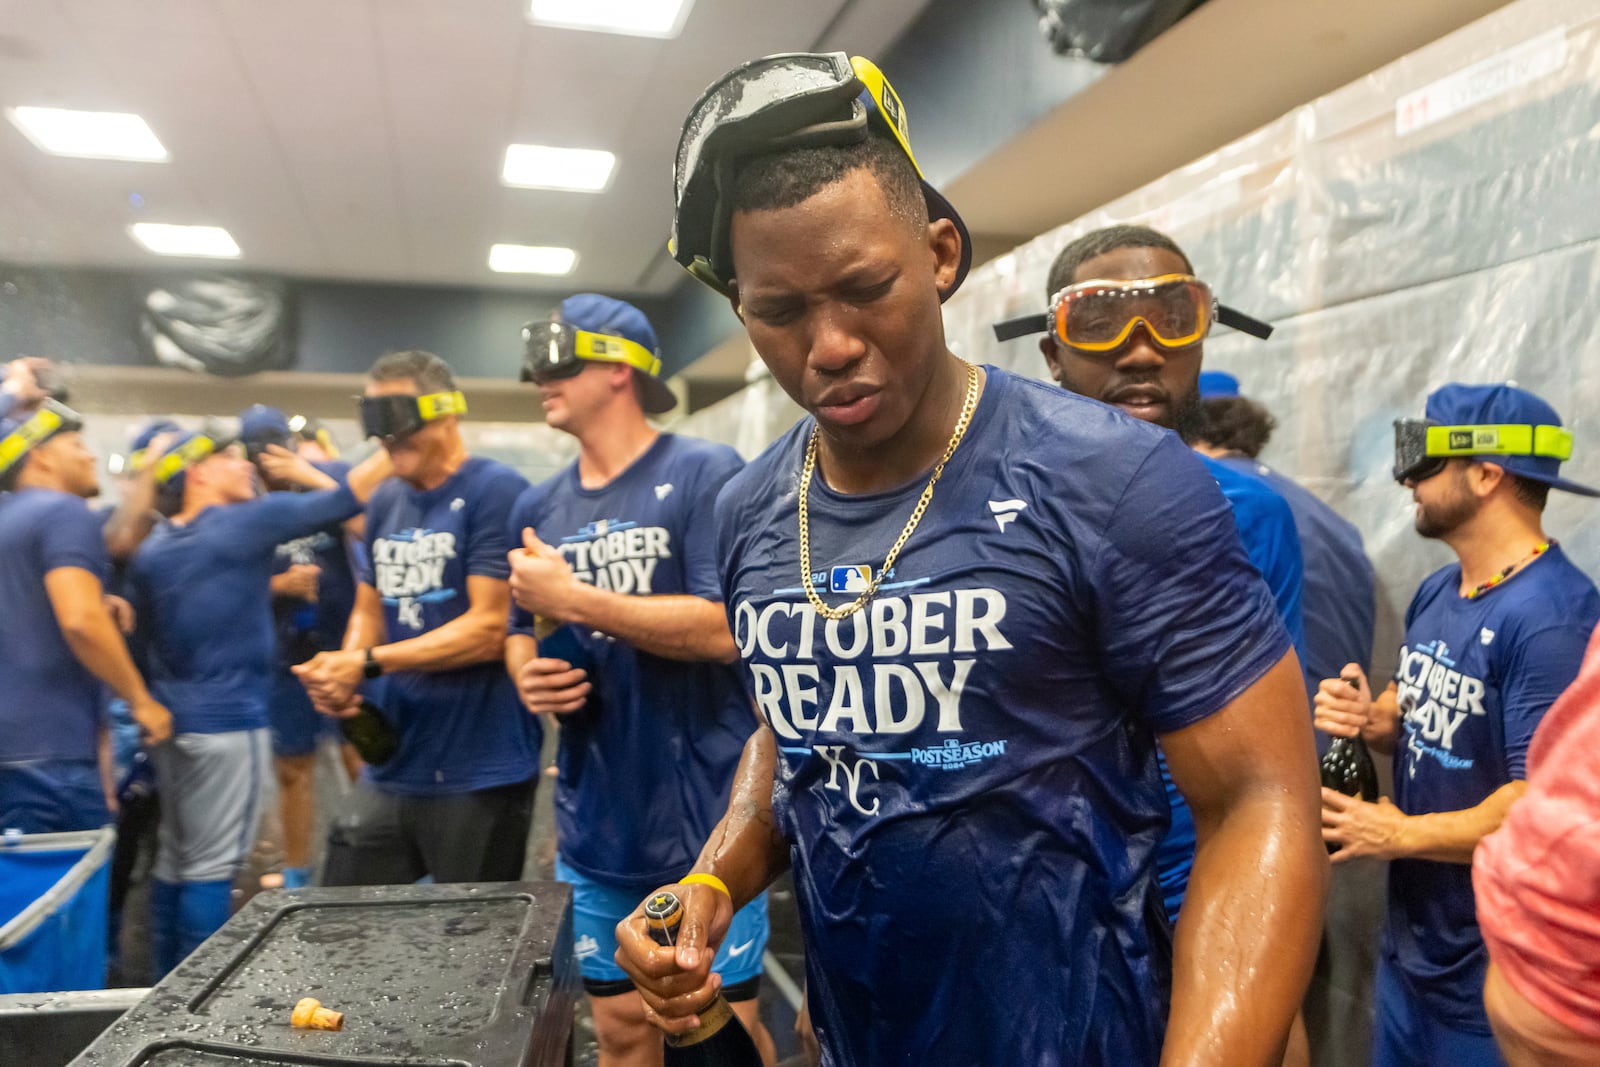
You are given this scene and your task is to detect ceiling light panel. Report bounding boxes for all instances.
[489,243,577,274]
[528,0,693,38]
[7,107,168,161]
[502,145,615,192]
[129,223,241,258]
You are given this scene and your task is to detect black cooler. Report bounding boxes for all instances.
[69,881,577,1067]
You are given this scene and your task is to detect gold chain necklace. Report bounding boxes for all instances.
[798,361,981,620]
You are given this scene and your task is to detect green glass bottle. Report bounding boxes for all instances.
[644,891,762,1067]
[339,699,399,766]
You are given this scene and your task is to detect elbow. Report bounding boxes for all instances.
[477,622,508,663]
[709,631,740,665]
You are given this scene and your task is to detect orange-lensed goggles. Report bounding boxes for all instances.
[993,273,1273,350]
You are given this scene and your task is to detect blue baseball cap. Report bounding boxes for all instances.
[130,418,182,456]
[1424,383,1598,497]
[239,404,292,445]
[1198,370,1240,399]
[557,294,676,414]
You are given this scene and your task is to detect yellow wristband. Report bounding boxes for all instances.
[680,872,731,899]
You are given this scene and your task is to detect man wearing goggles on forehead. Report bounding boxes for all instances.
[505,294,774,1065]
[615,52,1325,1067]
[0,400,173,836]
[1312,383,1598,1067]
[298,350,541,892]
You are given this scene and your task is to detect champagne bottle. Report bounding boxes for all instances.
[1320,674,1380,853]
[339,699,399,766]
[644,891,762,1067]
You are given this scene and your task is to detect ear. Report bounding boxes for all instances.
[1039,337,1065,384]
[726,282,745,324]
[1471,460,1508,498]
[928,218,961,297]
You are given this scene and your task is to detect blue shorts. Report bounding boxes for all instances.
[268,668,337,758]
[0,760,111,834]
[1373,958,1506,1067]
[555,855,769,995]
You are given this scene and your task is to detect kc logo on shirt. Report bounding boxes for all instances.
[373,528,458,630]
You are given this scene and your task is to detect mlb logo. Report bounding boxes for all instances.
[830,565,871,594]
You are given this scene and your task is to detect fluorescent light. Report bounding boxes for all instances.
[129,223,241,258]
[489,244,577,275]
[7,107,168,161]
[502,144,615,192]
[528,0,693,38]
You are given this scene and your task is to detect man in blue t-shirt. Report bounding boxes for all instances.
[240,404,361,890]
[0,401,173,833]
[1033,225,1307,933]
[505,294,774,1065]
[128,423,387,975]
[1314,383,1600,1067]
[296,350,541,887]
[615,53,1326,1067]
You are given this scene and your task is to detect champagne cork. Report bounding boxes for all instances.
[291,997,344,1031]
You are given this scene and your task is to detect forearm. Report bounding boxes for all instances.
[691,727,790,908]
[343,448,393,504]
[564,585,737,663]
[103,480,161,562]
[505,632,535,679]
[1392,781,1526,864]
[1164,792,1327,1067]
[371,614,505,674]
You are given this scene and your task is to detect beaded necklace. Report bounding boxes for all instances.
[1464,540,1553,600]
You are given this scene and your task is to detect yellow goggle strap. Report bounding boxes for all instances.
[850,56,925,179]
[416,391,468,421]
[1425,424,1573,460]
[0,406,66,477]
[573,331,663,378]
[153,435,220,485]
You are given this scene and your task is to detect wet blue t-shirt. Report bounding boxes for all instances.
[0,489,113,762]
[270,461,359,663]
[508,434,754,890]
[361,456,540,796]
[715,367,1291,1066]
[128,486,363,734]
[1385,544,1598,1031]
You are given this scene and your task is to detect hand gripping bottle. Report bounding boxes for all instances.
[644,890,762,1067]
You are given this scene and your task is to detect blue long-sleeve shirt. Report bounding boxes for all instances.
[128,486,361,734]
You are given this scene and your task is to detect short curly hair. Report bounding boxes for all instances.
[1195,396,1276,457]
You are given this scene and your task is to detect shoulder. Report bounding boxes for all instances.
[1491,550,1600,643]
[661,433,742,470]
[462,455,530,493]
[715,419,808,517]
[509,472,562,521]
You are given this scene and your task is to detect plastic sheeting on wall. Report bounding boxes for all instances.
[681,0,1600,680]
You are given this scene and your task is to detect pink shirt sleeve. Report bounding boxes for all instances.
[1474,620,1600,1039]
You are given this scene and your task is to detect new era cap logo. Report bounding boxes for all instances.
[988,499,1027,532]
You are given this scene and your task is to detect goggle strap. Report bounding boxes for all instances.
[1216,304,1274,340]
[992,313,1049,342]
[416,391,468,420]
[0,406,68,476]
[1424,424,1572,461]
[573,331,663,377]
[154,436,218,485]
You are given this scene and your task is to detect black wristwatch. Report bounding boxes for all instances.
[362,647,384,679]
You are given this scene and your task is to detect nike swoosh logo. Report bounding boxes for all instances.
[725,940,754,959]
